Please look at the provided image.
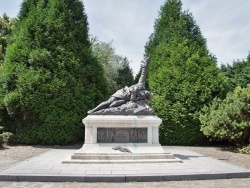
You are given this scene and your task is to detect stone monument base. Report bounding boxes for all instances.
[63,115,182,163]
[63,143,182,163]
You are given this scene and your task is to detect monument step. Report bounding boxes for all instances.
[71,153,175,160]
[72,152,171,155]
[63,143,183,164]
[62,158,182,164]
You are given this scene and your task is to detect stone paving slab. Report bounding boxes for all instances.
[0,148,249,182]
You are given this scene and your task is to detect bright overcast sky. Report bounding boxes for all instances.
[0,0,249,74]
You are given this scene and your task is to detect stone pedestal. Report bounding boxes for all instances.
[63,115,182,163]
[84,115,160,144]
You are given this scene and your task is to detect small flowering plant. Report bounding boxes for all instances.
[0,132,13,144]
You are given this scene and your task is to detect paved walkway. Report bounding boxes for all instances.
[0,148,249,182]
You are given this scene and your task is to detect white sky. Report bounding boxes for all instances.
[0,0,249,74]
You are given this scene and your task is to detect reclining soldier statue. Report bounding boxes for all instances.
[88,56,154,115]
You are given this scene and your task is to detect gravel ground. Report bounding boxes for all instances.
[0,144,250,188]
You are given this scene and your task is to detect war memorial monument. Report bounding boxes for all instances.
[63,57,181,163]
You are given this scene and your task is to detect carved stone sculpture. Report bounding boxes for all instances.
[88,56,154,115]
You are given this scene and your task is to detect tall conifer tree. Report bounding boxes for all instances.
[0,0,107,144]
[145,0,228,145]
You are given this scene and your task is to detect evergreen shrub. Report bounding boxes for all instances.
[200,85,250,146]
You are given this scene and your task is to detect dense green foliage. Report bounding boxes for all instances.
[221,52,250,91]
[91,38,133,95]
[0,126,3,134]
[0,13,16,64]
[116,58,134,89]
[200,85,250,145]
[0,13,17,131]
[0,0,107,145]
[145,0,228,145]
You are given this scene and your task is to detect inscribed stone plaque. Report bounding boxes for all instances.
[115,129,130,142]
[97,128,147,143]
